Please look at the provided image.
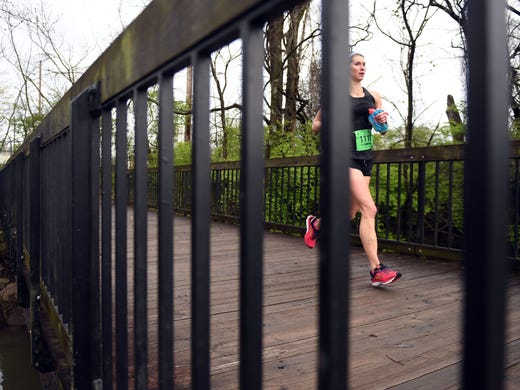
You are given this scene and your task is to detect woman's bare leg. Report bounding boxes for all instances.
[349,168,380,271]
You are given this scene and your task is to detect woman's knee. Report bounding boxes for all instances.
[360,202,377,218]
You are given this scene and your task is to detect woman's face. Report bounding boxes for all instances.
[350,54,366,82]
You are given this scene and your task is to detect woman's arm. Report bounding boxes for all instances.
[312,109,322,132]
[369,89,388,124]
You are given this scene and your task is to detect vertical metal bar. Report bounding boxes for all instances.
[233,168,238,218]
[115,98,129,390]
[268,168,274,221]
[212,170,218,214]
[274,168,280,222]
[385,163,391,240]
[417,162,425,243]
[29,137,41,288]
[407,163,414,241]
[15,154,27,308]
[47,142,54,297]
[280,167,286,223]
[53,140,59,297]
[514,160,519,259]
[227,169,231,214]
[240,20,265,390]
[270,168,276,222]
[292,166,297,225]
[29,136,57,374]
[222,169,227,215]
[227,169,231,216]
[374,164,380,231]
[464,0,509,388]
[101,109,113,390]
[61,135,73,324]
[396,163,402,241]
[24,159,28,252]
[448,162,454,248]
[64,133,73,325]
[15,154,24,259]
[49,140,55,297]
[90,104,102,386]
[319,0,350,388]
[314,165,320,215]
[299,166,304,222]
[158,73,174,390]
[71,85,97,389]
[434,162,440,246]
[134,86,149,389]
[191,52,211,390]
[27,142,45,378]
[49,141,57,311]
[304,166,310,215]
[53,141,59,297]
[40,148,47,289]
[45,145,52,291]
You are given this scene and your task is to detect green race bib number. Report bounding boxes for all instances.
[354,129,373,151]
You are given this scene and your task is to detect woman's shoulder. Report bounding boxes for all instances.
[364,88,381,99]
[364,88,383,107]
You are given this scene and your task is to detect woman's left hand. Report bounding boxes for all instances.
[375,111,388,124]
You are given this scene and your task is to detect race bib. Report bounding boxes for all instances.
[354,129,373,151]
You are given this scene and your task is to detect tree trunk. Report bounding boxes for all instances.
[284,5,307,133]
[210,59,228,159]
[446,94,465,143]
[185,65,193,142]
[265,16,284,158]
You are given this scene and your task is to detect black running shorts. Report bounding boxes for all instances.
[350,158,373,177]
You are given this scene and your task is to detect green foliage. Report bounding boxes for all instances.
[262,123,321,225]
[373,123,463,150]
[268,121,320,158]
[372,126,405,150]
[144,90,193,167]
[174,142,192,165]
[263,165,320,226]
[211,125,241,162]
[209,119,319,162]
[173,100,192,138]
[507,224,520,258]
[211,169,240,216]
[511,118,520,139]
[370,160,464,245]
[13,112,45,141]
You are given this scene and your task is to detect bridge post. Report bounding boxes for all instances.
[70,84,102,389]
[14,153,29,308]
[319,0,351,388]
[28,137,57,374]
[464,0,509,389]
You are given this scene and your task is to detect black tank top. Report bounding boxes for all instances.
[351,87,376,160]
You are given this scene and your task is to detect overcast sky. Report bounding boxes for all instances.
[3,0,465,128]
[52,0,149,63]
[57,0,465,126]
[349,0,465,126]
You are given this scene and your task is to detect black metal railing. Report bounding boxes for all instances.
[134,143,519,262]
[0,0,513,389]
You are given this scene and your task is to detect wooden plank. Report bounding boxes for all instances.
[114,212,520,389]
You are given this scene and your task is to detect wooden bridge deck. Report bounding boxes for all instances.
[122,211,520,389]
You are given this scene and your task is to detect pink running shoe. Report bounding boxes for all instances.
[304,215,319,249]
[370,263,401,286]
